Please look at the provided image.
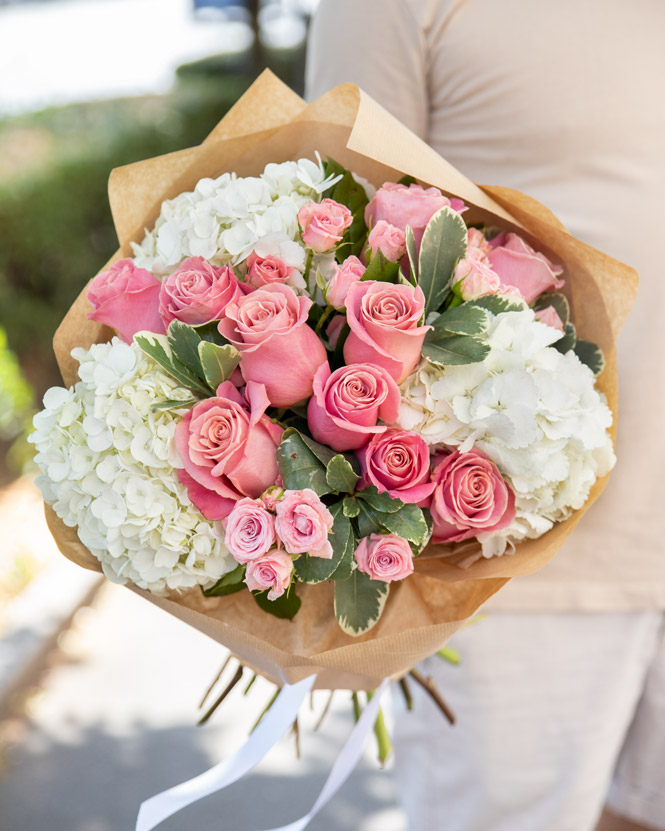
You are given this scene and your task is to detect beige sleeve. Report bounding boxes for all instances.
[305,0,429,140]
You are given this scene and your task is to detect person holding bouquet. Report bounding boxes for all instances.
[306,2,665,830]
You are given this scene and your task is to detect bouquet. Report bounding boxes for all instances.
[32,73,637,690]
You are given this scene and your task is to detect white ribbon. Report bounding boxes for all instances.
[135,675,390,831]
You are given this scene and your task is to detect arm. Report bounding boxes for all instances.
[305,0,429,140]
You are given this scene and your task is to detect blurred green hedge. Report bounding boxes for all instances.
[0,75,247,395]
[0,46,305,401]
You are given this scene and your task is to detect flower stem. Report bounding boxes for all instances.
[314,691,335,731]
[315,304,335,335]
[351,691,362,722]
[367,690,392,765]
[304,249,314,294]
[199,654,232,708]
[198,664,244,725]
[250,687,280,733]
[398,676,414,711]
[408,668,456,725]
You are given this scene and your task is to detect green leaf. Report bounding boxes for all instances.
[167,320,205,377]
[422,335,490,366]
[356,499,384,537]
[253,585,301,620]
[397,174,417,187]
[294,502,352,584]
[343,497,360,518]
[326,454,361,494]
[203,564,246,597]
[418,206,468,316]
[467,294,528,315]
[150,398,197,412]
[334,570,390,636]
[332,524,357,581]
[405,225,418,283]
[356,486,403,514]
[198,341,241,389]
[533,291,570,326]
[553,321,577,354]
[134,332,210,396]
[276,428,331,496]
[362,250,400,284]
[193,320,232,345]
[574,339,605,375]
[298,432,338,468]
[375,503,428,546]
[432,304,490,337]
[323,157,369,258]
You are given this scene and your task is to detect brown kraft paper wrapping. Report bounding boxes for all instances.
[43,71,638,690]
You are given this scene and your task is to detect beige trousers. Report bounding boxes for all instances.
[392,611,665,831]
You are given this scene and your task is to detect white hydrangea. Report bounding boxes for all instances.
[131,155,341,276]
[398,309,615,558]
[30,339,234,594]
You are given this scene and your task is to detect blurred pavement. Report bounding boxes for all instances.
[0,581,408,831]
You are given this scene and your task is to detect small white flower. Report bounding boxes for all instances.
[31,339,236,594]
[398,308,615,556]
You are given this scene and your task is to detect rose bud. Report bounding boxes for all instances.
[298,198,353,253]
[344,280,430,384]
[488,232,564,304]
[430,448,516,544]
[218,284,327,408]
[354,533,414,582]
[245,252,293,290]
[454,255,502,300]
[159,256,240,327]
[358,429,435,504]
[275,489,334,558]
[244,550,294,600]
[307,362,400,452]
[87,258,164,343]
[325,255,366,311]
[224,498,276,564]
[367,220,407,262]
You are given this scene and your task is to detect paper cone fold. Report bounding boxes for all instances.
[47,71,637,689]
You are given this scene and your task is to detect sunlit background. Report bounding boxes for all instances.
[0,3,409,828]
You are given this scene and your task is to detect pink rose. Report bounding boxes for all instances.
[358,429,435,504]
[307,362,400,452]
[455,255,502,300]
[298,198,353,253]
[245,252,293,290]
[244,550,294,600]
[159,256,240,327]
[224,498,276,564]
[367,220,406,262]
[488,233,564,304]
[365,182,466,249]
[343,281,430,384]
[535,305,565,332]
[466,228,492,257]
[175,381,283,520]
[326,255,366,311]
[430,449,516,544]
[354,533,414,583]
[275,488,334,559]
[218,284,327,408]
[87,258,164,343]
